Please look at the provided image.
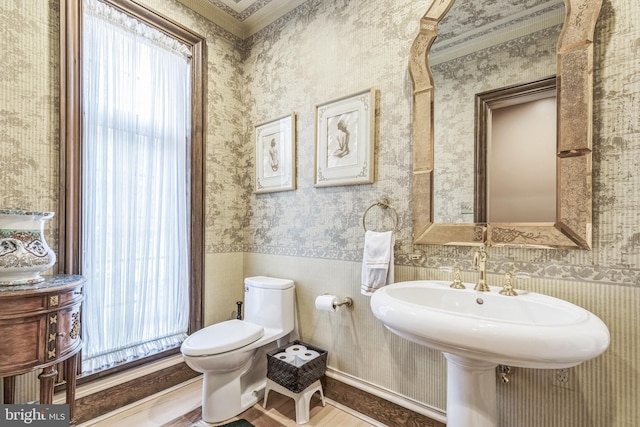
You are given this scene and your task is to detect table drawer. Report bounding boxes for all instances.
[0,295,47,318]
[0,315,47,375]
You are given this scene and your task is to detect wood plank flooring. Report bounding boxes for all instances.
[164,394,378,427]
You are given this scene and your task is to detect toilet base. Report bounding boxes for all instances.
[182,325,295,423]
[201,369,266,423]
[199,345,274,423]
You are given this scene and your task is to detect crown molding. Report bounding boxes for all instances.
[177,0,307,39]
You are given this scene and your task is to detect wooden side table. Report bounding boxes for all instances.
[0,275,85,421]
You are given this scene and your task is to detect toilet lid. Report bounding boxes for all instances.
[181,319,264,356]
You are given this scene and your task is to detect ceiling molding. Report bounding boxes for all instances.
[176,0,307,39]
[241,0,307,37]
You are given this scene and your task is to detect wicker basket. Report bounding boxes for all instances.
[266,340,327,393]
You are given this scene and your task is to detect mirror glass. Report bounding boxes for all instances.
[481,79,557,223]
[430,0,564,224]
[410,0,601,249]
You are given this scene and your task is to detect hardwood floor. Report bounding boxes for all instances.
[164,395,379,427]
[78,377,382,427]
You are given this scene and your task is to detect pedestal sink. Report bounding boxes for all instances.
[370,280,610,427]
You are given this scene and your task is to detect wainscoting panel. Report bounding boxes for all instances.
[0,370,39,404]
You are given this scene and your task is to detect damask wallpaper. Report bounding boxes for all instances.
[1,0,639,425]
[1,0,61,237]
[242,0,640,425]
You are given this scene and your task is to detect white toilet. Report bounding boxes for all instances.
[181,276,296,423]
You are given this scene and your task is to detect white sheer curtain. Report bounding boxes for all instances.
[82,0,191,374]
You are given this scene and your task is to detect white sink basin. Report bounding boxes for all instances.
[370,280,610,427]
[370,280,609,369]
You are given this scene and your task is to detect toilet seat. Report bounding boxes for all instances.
[181,319,264,356]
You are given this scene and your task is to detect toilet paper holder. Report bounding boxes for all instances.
[315,294,354,312]
[332,296,353,309]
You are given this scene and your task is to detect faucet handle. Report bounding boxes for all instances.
[499,273,518,296]
[450,268,466,289]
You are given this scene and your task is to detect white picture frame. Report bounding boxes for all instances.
[314,88,375,187]
[254,113,296,194]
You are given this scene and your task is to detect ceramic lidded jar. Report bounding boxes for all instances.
[0,209,57,285]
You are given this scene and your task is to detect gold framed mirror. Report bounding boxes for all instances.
[410,0,602,249]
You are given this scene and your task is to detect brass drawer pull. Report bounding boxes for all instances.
[58,332,66,338]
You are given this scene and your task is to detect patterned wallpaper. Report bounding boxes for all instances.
[241,0,640,288]
[1,0,639,425]
[1,0,61,244]
[242,0,423,259]
[241,0,640,425]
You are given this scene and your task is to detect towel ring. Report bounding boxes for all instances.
[362,198,399,232]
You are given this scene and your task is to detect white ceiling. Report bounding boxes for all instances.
[176,0,308,39]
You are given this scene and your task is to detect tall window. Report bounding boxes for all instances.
[61,0,205,376]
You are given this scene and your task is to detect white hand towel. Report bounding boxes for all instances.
[361,230,395,296]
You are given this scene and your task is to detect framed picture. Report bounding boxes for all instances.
[314,88,375,187]
[254,113,296,193]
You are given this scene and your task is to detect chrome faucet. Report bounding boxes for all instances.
[473,245,490,292]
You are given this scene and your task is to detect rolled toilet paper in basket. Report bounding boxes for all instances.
[296,350,320,366]
[315,294,338,312]
[285,344,307,355]
[273,352,296,365]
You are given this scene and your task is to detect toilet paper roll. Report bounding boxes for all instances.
[315,294,338,312]
[285,344,307,355]
[296,350,320,366]
[273,352,296,365]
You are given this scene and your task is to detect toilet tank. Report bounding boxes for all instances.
[243,276,295,332]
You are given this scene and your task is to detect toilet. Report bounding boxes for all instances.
[181,276,296,423]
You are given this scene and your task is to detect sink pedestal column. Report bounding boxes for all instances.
[444,353,498,427]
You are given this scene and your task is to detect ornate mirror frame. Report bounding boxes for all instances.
[410,0,602,249]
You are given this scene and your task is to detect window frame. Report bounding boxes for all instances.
[59,0,205,375]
